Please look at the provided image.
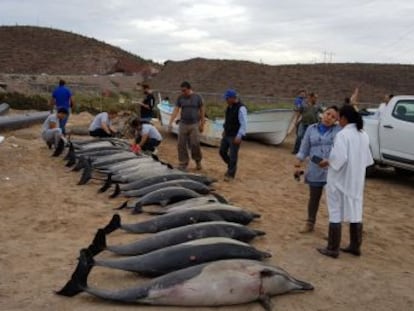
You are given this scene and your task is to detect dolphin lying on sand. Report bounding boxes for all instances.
[57,254,313,310]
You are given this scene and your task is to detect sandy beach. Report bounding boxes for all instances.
[0,112,413,311]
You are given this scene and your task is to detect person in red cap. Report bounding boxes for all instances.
[219,89,247,181]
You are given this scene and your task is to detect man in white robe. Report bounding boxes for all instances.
[317,107,374,258]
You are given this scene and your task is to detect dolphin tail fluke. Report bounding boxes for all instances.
[109,183,121,198]
[65,155,77,168]
[87,229,107,256]
[63,142,74,161]
[72,156,86,172]
[114,200,128,210]
[211,192,228,204]
[98,174,112,193]
[55,249,92,297]
[78,163,92,185]
[102,214,121,234]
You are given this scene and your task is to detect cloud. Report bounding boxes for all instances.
[1,0,414,64]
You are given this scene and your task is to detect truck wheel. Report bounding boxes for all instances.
[366,165,376,178]
[394,168,414,177]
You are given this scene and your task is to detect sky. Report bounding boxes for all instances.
[1,0,414,65]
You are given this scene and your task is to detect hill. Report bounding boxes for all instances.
[151,58,414,104]
[1,26,413,105]
[0,26,159,76]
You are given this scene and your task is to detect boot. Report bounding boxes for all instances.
[52,138,65,157]
[341,223,362,256]
[299,222,314,233]
[317,223,341,258]
[300,186,323,234]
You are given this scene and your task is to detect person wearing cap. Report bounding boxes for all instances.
[219,89,247,181]
[168,81,205,171]
[88,109,118,137]
[131,118,163,154]
[41,107,69,156]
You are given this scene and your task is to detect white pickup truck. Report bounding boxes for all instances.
[363,95,414,175]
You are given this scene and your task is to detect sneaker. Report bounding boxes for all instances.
[195,161,202,170]
[299,222,314,233]
[152,148,159,156]
[52,138,65,157]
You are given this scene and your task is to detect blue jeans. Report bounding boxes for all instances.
[219,136,241,178]
[56,107,70,135]
[293,123,308,154]
[135,137,161,152]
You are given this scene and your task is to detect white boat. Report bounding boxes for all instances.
[157,102,223,146]
[244,109,295,145]
[157,103,294,147]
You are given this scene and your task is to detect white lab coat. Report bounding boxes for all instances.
[326,124,374,223]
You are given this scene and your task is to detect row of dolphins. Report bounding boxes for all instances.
[55,138,314,310]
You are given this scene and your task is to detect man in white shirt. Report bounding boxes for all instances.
[41,107,68,156]
[318,105,374,258]
[376,94,393,118]
[131,119,163,153]
[89,110,118,137]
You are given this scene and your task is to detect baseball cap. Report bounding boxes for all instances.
[223,89,237,99]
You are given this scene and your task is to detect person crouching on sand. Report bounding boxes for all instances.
[130,118,163,155]
[41,107,68,157]
[89,109,118,137]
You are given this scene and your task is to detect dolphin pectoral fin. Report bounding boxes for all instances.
[55,249,92,297]
[98,174,112,193]
[78,164,92,185]
[258,294,273,311]
[211,192,228,204]
[159,199,169,207]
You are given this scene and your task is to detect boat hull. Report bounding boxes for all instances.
[157,104,294,147]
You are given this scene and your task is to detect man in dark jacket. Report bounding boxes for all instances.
[219,89,247,181]
[138,84,155,121]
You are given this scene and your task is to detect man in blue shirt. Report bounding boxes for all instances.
[51,79,74,135]
[292,89,307,153]
[219,89,247,181]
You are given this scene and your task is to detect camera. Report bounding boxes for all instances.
[294,170,304,181]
